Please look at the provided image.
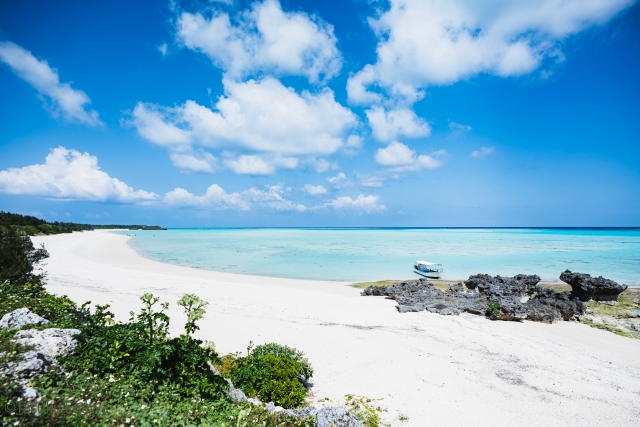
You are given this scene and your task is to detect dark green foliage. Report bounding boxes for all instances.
[4,371,314,426]
[252,343,314,380]
[0,235,313,426]
[0,285,313,425]
[0,282,80,327]
[230,354,307,409]
[0,227,49,286]
[0,211,94,235]
[0,211,166,236]
[487,300,501,317]
[64,321,227,399]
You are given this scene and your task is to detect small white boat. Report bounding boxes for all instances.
[414,260,443,279]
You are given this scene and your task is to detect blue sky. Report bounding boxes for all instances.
[0,0,639,227]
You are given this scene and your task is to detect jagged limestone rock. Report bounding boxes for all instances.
[296,406,364,427]
[314,406,364,427]
[2,327,80,400]
[560,270,628,302]
[362,274,586,323]
[0,308,49,329]
[12,328,80,362]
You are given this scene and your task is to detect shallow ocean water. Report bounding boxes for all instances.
[122,228,640,286]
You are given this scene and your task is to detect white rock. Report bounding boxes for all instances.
[12,328,80,362]
[21,386,40,400]
[0,308,49,329]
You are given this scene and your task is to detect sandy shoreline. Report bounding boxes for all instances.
[32,230,640,426]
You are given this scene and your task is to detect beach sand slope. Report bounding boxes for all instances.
[32,231,640,427]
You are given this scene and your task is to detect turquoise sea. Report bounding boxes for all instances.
[121,228,640,286]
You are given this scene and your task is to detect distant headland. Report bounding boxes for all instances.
[0,211,166,236]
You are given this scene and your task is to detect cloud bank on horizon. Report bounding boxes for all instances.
[0,0,637,224]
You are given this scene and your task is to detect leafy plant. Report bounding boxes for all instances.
[0,230,318,426]
[133,293,169,345]
[487,300,501,317]
[0,281,80,326]
[0,227,49,286]
[230,354,307,409]
[177,293,209,338]
[344,394,389,427]
[251,343,314,380]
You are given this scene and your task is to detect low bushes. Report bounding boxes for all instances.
[0,232,316,425]
[251,343,314,380]
[229,353,307,409]
[0,287,315,426]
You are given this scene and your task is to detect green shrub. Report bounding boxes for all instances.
[252,343,314,379]
[0,232,316,426]
[65,297,226,400]
[487,300,501,317]
[0,227,49,286]
[230,354,307,408]
[37,224,54,235]
[8,371,315,427]
[0,282,80,327]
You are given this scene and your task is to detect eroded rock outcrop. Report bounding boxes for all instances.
[1,310,80,400]
[12,328,80,363]
[362,274,586,323]
[0,307,49,329]
[560,270,628,302]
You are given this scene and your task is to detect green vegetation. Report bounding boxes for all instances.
[178,294,209,339]
[427,281,451,292]
[580,318,640,339]
[251,343,314,380]
[584,294,640,318]
[0,231,314,426]
[580,289,640,339]
[0,211,166,236]
[0,227,49,286]
[349,281,397,289]
[349,279,454,293]
[229,353,308,409]
[487,300,501,317]
[344,394,389,427]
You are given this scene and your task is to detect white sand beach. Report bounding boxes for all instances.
[32,230,640,426]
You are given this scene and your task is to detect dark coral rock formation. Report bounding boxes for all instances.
[559,270,628,302]
[362,274,586,323]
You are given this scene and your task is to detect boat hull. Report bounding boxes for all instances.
[414,270,441,279]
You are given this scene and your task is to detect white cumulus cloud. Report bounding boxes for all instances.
[223,153,298,175]
[366,106,431,142]
[302,184,327,196]
[375,141,446,172]
[348,0,635,105]
[471,146,495,158]
[0,41,103,126]
[164,184,305,211]
[304,158,338,173]
[130,77,357,174]
[176,0,341,83]
[322,195,386,214]
[0,147,157,203]
[169,151,218,173]
[327,172,352,189]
